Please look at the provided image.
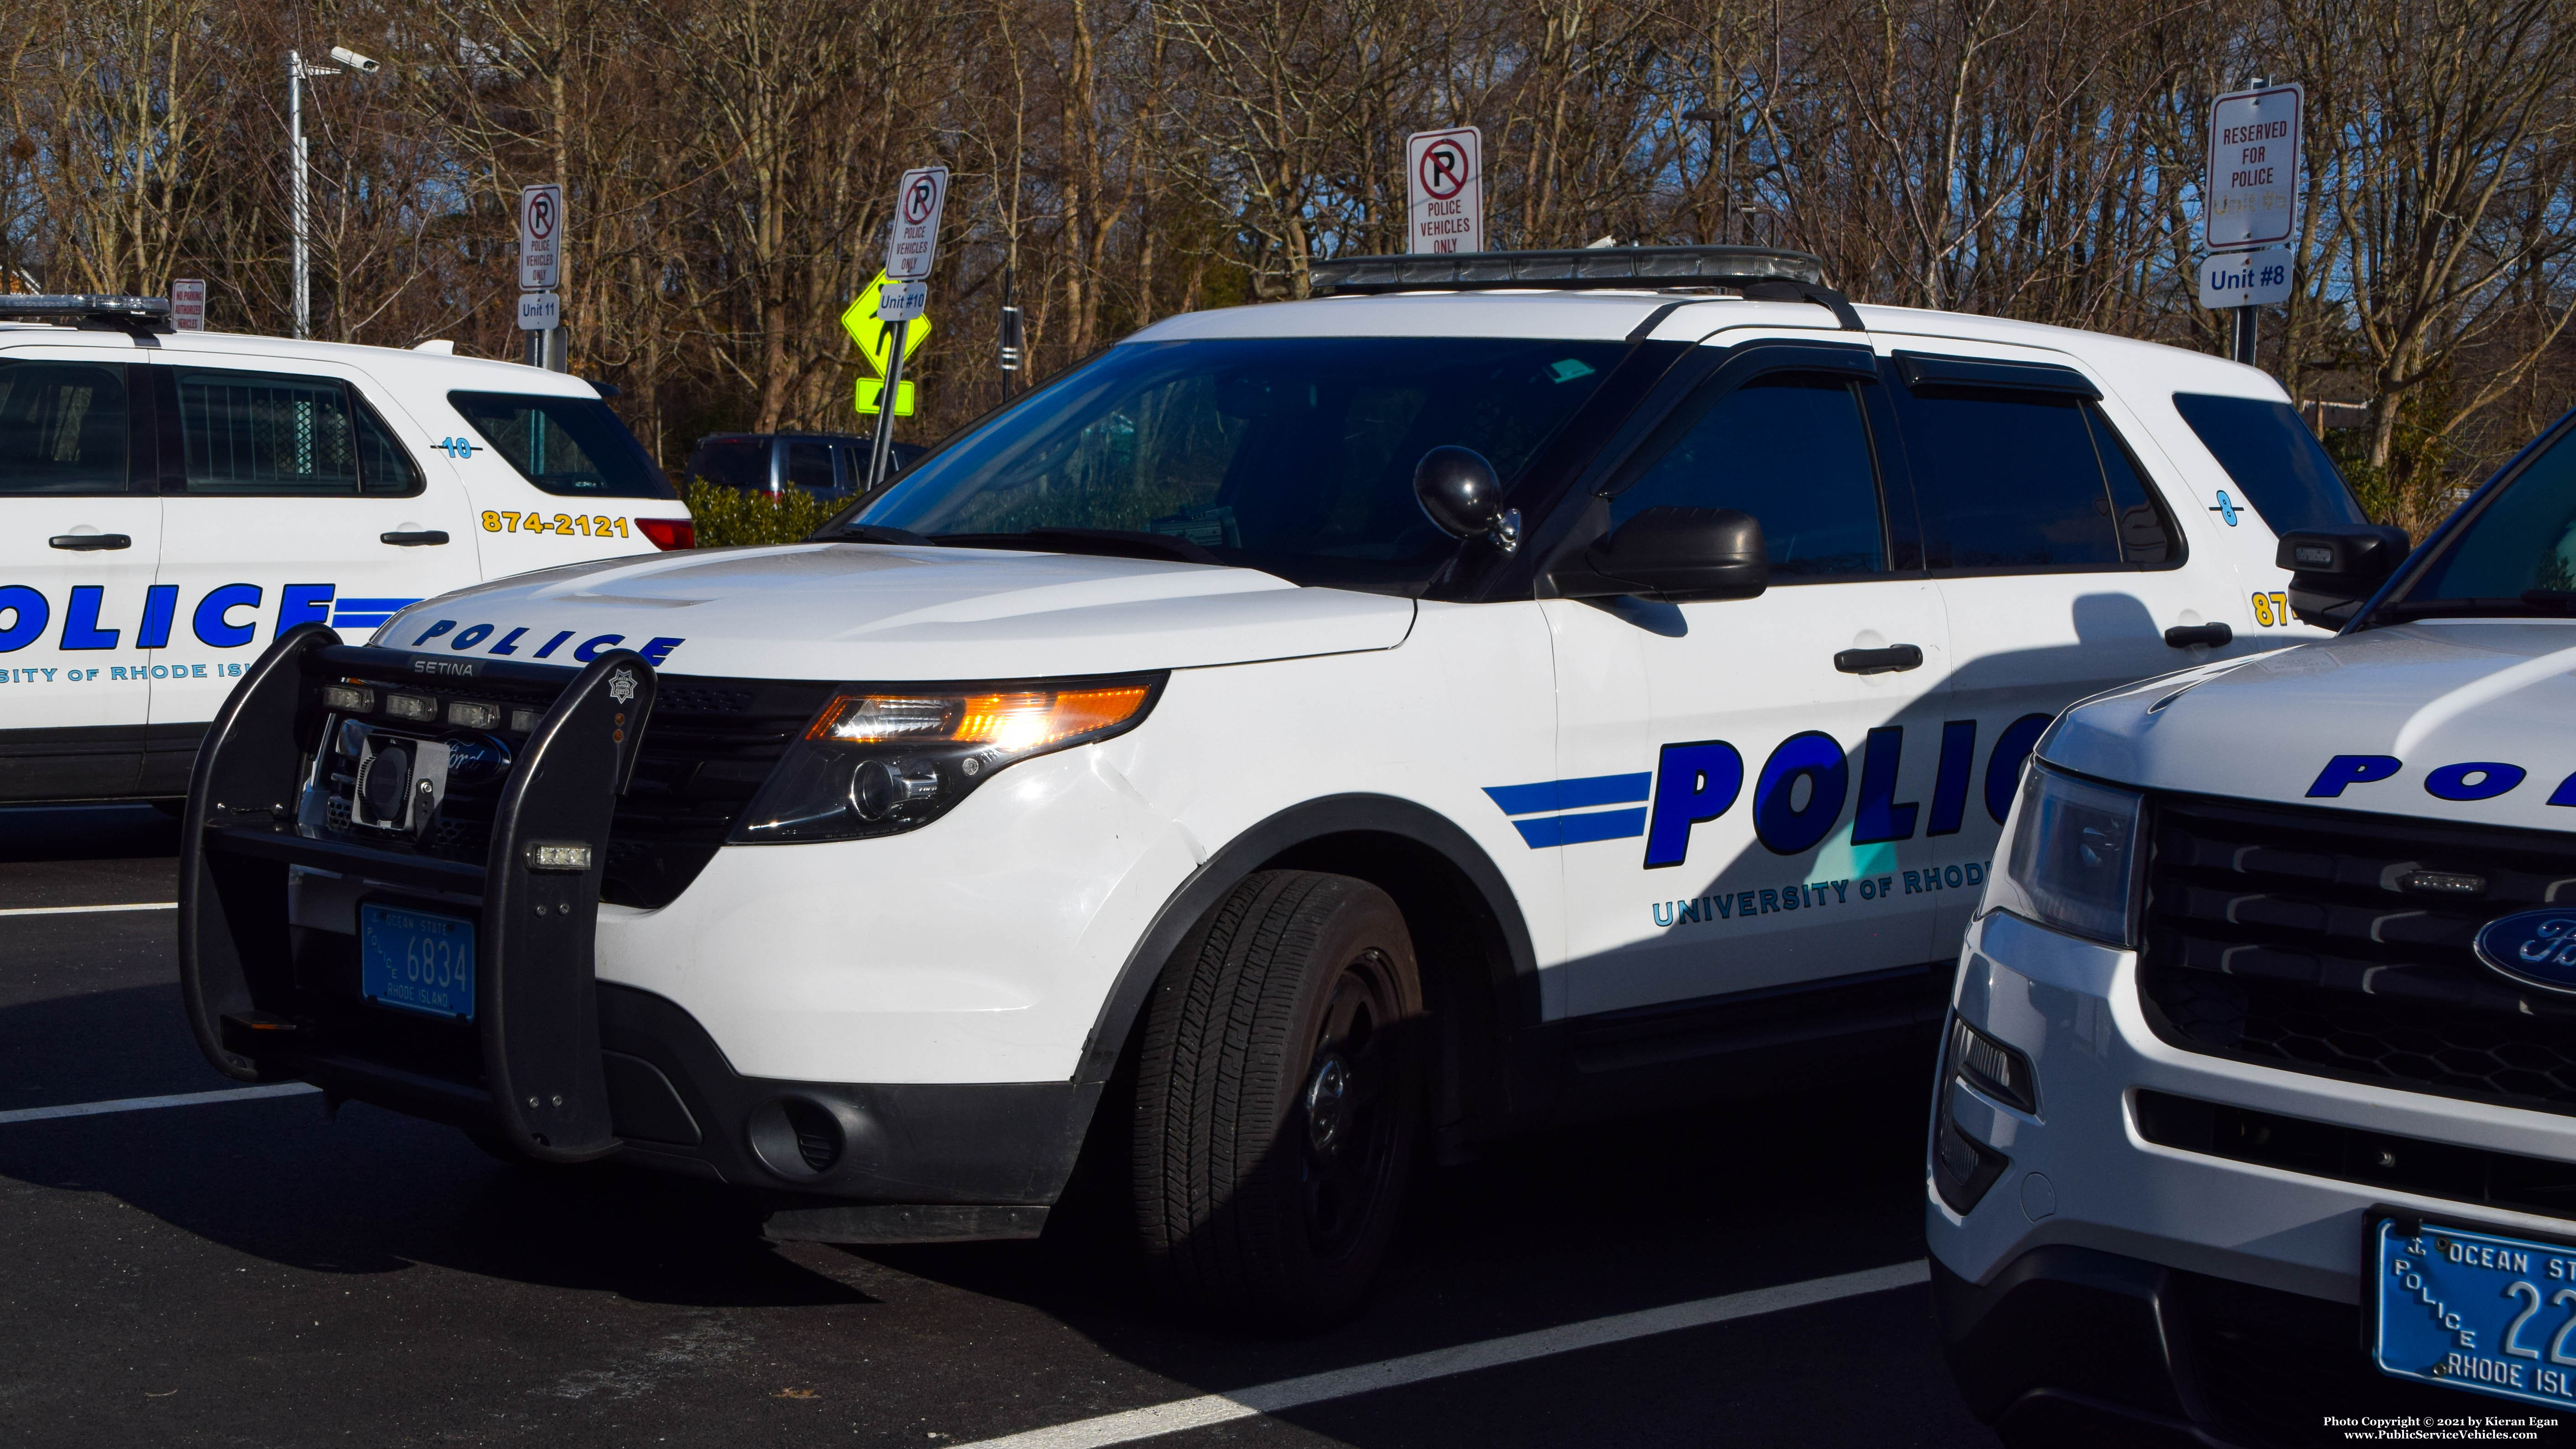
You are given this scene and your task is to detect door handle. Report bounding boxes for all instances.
[2163,623,2233,649]
[48,534,132,551]
[380,530,450,546]
[1834,644,1924,675]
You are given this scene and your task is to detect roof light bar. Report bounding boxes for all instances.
[1306,245,1865,330]
[0,294,176,332]
[1309,244,1823,296]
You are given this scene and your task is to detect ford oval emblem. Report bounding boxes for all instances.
[2473,909,2576,994]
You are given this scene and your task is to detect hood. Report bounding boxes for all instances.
[2043,618,2576,830]
[372,543,1416,680]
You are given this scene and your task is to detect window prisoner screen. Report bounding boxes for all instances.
[178,369,361,494]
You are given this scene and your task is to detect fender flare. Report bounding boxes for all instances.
[1072,793,1540,1087]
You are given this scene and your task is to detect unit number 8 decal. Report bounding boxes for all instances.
[2251,591,2289,627]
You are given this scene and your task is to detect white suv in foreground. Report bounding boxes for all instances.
[179,246,2342,1325]
[1931,410,2576,1441]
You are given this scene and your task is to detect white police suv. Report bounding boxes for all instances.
[1929,406,2576,1439]
[177,246,2356,1326]
[0,295,690,805]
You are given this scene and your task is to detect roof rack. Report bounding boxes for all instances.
[1306,245,1862,330]
[0,294,176,335]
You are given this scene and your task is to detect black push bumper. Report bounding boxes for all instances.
[178,626,1096,1240]
[1935,1246,2510,1448]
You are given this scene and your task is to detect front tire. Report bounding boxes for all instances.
[1132,870,1424,1328]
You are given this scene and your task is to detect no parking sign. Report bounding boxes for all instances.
[1406,128,1483,255]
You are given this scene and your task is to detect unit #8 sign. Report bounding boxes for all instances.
[2205,84,2301,251]
[1406,127,1483,255]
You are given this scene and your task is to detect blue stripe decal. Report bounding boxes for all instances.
[335,597,420,611]
[1483,772,1651,817]
[1510,806,1648,849]
[1559,772,1651,810]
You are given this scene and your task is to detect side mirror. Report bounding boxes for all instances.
[1415,446,1520,553]
[1553,506,1769,602]
[2275,524,2411,628]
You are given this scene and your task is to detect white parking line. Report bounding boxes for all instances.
[0,901,178,917]
[952,1259,1931,1449]
[0,1082,320,1126]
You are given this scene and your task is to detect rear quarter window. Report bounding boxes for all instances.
[451,391,675,499]
[2170,392,2364,534]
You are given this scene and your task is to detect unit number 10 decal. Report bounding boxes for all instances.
[2251,591,2291,627]
[482,511,629,538]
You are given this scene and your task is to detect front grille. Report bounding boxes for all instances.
[603,677,835,909]
[2139,794,2576,1116]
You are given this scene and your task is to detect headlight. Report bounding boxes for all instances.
[732,675,1164,843]
[1982,762,2144,947]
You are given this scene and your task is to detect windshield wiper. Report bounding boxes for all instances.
[825,523,929,545]
[2369,591,2576,623]
[929,528,1225,566]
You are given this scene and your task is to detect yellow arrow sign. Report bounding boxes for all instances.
[854,377,916,416]
[840,271,931,377]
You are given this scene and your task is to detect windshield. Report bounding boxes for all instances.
[2399,422,2576,606]
[847,336,1627,589]
[450,391,675,499]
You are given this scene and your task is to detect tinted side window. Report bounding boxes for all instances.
[0,360,129,494]
[450,392,675,499]
[689,437,770,490]
[786,441,836,492]
[1904,387,2172,571]
[1609,374,1886,577]
[177,369,360,495]
[2170,392,2364,533]
[355,400,422,496]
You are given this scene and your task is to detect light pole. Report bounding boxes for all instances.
[288,45,378,339]
[1681,105,1730,245]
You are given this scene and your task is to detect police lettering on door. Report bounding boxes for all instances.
[0,582,416,684]
[1483,712,2046,930]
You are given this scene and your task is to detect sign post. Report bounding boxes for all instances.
[518,182,565,370]
[1405,127,1484,255]
[169,279,206,332]
[867,167,948,489]
[2202,83,2300,368]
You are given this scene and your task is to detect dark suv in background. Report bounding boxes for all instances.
[684,431,926,500]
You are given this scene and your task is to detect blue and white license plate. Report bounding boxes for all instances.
[2376,1217,2576,1410]
[358,904,476,1021]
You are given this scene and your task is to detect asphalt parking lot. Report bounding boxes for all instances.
[0,804,1997,1449]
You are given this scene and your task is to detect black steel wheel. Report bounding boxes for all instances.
[1132,870,1424,1328]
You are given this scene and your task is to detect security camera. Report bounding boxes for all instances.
[330,46,380,73]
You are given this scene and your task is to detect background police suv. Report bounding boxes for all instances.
[182,246,2356,1325]
[1930,404,2576,1439]
[0,295,691,804]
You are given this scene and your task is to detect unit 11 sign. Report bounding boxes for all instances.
[2205,84,2300,251]
[1406,127,1483,255]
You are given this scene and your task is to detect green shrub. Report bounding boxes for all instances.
[680,478,845,548]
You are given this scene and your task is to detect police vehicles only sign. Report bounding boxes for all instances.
[2204,83,2301,251]
[886,166,949,281]
[518,183,563,290]
[1406,127,1483,255]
